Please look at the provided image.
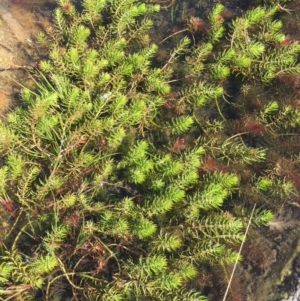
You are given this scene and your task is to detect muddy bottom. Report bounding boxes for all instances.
[0,0,54,114]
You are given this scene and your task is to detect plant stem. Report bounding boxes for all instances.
[222,203,256,301]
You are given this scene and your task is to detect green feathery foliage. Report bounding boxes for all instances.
[1,0,299,300]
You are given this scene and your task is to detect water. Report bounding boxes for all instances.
[282,290,300,301]
[0,0,299,300]
[0,0,54,114]
[6,0,56,4]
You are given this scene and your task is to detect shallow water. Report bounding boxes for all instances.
[0,0,299,300]
[0,0,54,113]
[6,0,55,4]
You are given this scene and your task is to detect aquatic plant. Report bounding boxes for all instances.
[0,0,299,300]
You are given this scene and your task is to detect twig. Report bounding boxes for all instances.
[277,3,292,14]
[222,203,256,301]
[159,29,189,45]
[0,64,30,72]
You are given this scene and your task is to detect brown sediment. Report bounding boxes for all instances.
[0,10,30,42]
[0,0,54,113]
[7,0,56,4]
[0,90,12,114]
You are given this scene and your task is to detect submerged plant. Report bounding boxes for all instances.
[0,0,299,300]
